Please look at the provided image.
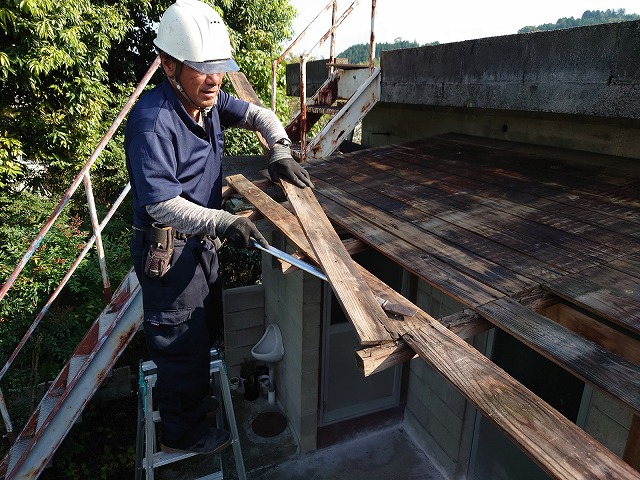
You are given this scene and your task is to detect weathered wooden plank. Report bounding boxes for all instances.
[609,253,640,280]
[281,179,393,345]
[439,133,640,182]
[398,319,640,480]
[391,138,640,230]
[228,173,406,338]
[399,135,640,199]
[314,191,505,308]
[226,71,268,150]
[439,309,492,339]
[350,139,640,245]
[356,310,490,377]
[311,150,639,260]
[355,341,416,376]
[477,297,640,416]
[309,178,534,296]
[624,415,640,471]
[543,265,640,335]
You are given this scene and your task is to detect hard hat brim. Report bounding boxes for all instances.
[183,58,240,74]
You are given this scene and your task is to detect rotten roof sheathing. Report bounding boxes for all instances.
[227,133,640,479]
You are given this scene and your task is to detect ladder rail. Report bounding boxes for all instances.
[2,272,143,479]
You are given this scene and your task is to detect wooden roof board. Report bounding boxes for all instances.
[392,140,640,237]
[345,144,640,257]
[308,160,595,280]
[310,177,534,296]
[304,136,640,309]
[226,174,640,480]
[310,187,506,307]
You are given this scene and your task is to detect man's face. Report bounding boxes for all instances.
[178,65,224,109]
[162,56,224,112]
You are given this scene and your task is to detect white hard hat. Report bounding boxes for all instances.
[154,0,239,74]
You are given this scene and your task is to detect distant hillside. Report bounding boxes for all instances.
[337,38,439,64]
[519,9,639,33]
[337,10,640,63]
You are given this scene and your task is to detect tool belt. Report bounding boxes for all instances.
[140,223,174,279]
[134,224,221,279]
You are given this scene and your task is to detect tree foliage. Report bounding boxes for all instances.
[337,38,438,64]
[0,0,149,193]
[519,9,640,33]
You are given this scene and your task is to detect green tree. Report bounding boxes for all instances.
[518,9,640,33]
[337,38,436,64]
[0,0,150,194]
[219,0,297,155]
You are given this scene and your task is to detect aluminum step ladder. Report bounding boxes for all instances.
[135,349,246,480]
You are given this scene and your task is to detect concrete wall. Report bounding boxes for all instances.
[223,284,266,379]
[261,230,323,453]
[379,21,640,119]
[361,21,640,160]
[584,389,634,457]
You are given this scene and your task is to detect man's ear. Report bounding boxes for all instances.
[160,53,177,78]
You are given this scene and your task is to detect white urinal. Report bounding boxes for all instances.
[251,323,284,388]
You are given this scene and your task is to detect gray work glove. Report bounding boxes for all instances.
[268,143,314,188]
[223,217,268,249]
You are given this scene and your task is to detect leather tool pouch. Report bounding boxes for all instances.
[144,223,174,279]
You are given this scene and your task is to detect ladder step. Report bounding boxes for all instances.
[148,450,199,468]
[36,394,58,431]
[6,437,31,475]
[68,354,87,383]
[137,355,245,479]
[307,105,341,115]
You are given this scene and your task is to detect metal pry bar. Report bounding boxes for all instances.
[251,239,416,318]
[251,238,328,281]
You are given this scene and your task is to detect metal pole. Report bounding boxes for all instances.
[370,0,377,73]
[271,59,278,112]
[300,55,308,161]
[84,172,112,302]
[0,389,14,445]
[330,0,337,73]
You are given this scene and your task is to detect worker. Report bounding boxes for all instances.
[124,0,312,455]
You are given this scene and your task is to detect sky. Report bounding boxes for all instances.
[286,0,640,57]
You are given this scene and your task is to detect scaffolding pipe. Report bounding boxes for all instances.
[84,172,112,302]
[271,0,334,112]
[329,0,337,74]
[299,55,308,160]
[370,0,377,73]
